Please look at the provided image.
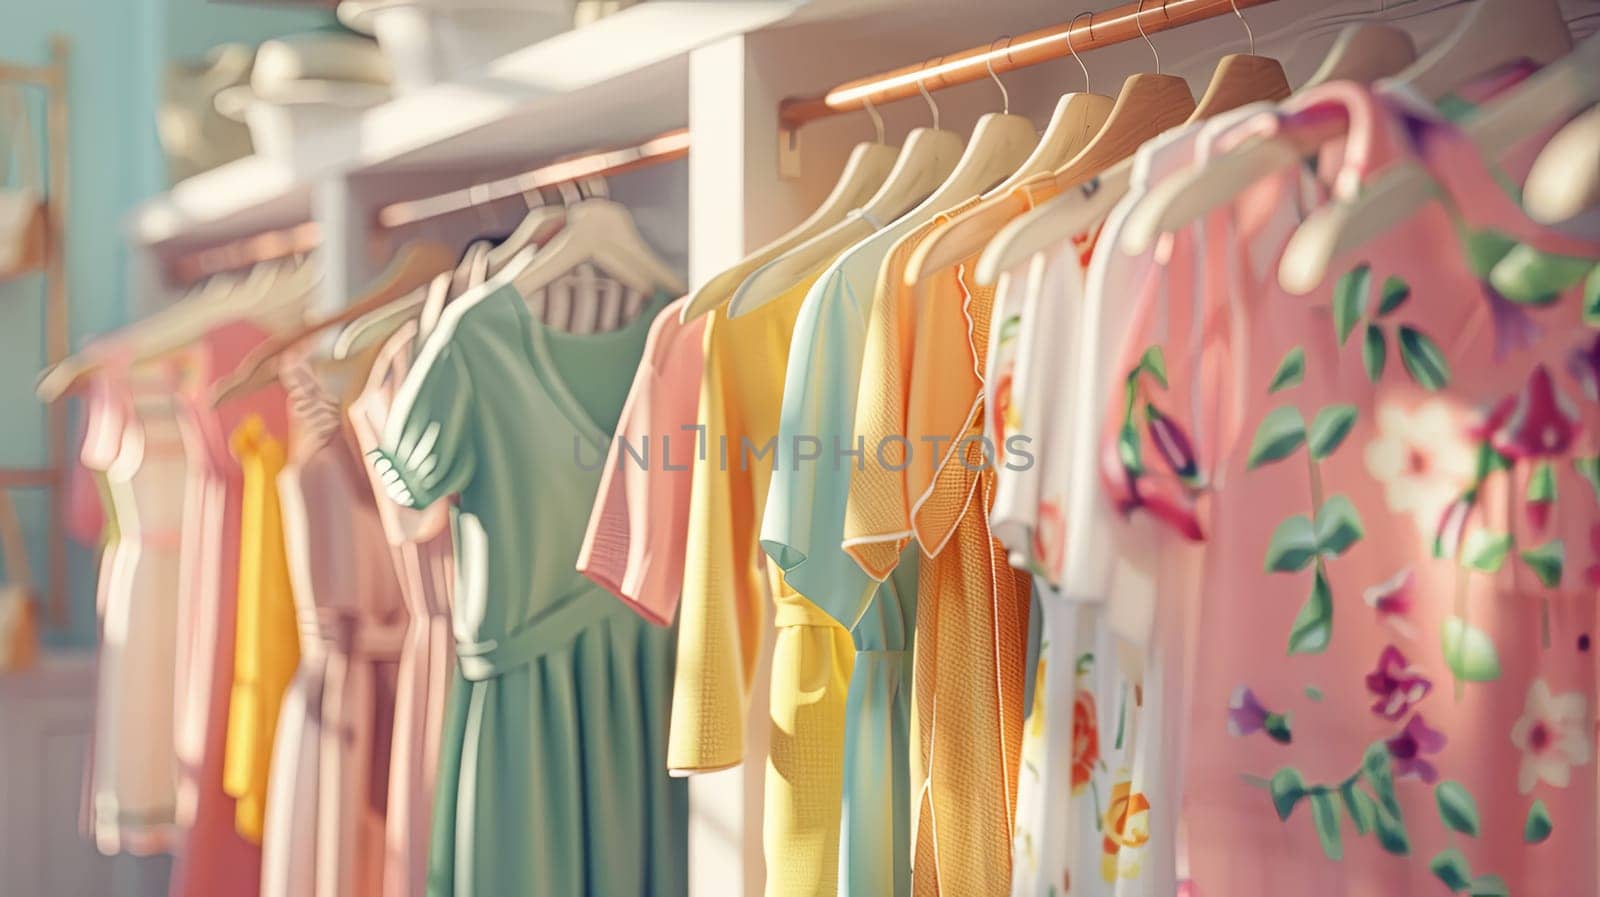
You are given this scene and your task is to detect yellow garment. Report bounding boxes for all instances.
[222,415,300,843]
[844,198,1035,897]
[668,271,856,897]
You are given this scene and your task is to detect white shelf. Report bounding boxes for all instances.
[129,0,808,249]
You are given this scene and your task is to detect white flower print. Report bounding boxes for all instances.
[1364,400,1475,536]
[1510,679,1592,794]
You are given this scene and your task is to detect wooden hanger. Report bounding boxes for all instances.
[210,240,453,405]
[1389,0,1571,102]
[972,0,1196,285]
[1278,31,1600,295]
[331,268,448,360]
[1523,101,1600,226]
[34,256,313,401]
[485,195,567,273]
[677,120,899,322]
[504,196,683,300]
[1119,16,1417,257]
[733,58,1038,316]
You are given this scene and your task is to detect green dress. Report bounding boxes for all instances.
[373,280,686,897]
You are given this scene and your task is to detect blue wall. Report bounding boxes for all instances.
[0,0,333,647]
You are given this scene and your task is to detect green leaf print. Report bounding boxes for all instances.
[1270,767,1307,821]
[1314,495,1364,557]
[1333,264,1370,346]
[1460,529,1512,573]
[1308,405,1359,460]
[1247,407,1307,470]
[1398,326,1451,391]
[1264,515,1317,573]
[1310,791,1344,860]
[1431,848,1474,892]
[1585,264,1600,326]
[1362,743,1400,817]
[1524,799,1553,843]
[1287,569,1333,655]
[1528,460,1557,503]
[1117,421,1143,477]
[1377,275,1410,316]
[1441,616,1502,682]
[1139,345,1169,388]
[1341,783,1377,835]
[1574,456,1600,504]
[1520,540,1565,589]
[1468,874,1510,897]
[1372,804,1411,856]
[1362,324,1387,383]
[1462,228,1519,279]
[1489,243,1592,306]
[1268,347,1306,393]
[1435,781,1481,836]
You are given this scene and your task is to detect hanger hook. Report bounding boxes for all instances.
[861,93,886,145]
[985,36,1012,114]
[1228,0,1255,55]
[1135,0,1161,74]
[1066,11,1092,94]
[915,59,940,130]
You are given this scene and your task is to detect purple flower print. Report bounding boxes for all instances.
[1484,285,1542,361]
[1147,404,1202,488]
[1568,333,1600,403]
[1227,685,1292,744]
[1386,713,1447,783]
[1363,569,1417,640]
[1365,646,1433,720]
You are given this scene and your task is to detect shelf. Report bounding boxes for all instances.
[129,0,808,249]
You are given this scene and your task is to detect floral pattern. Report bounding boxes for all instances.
[1099,772,1150,883]
[1510,680,1593,795]
[1363,400,1476,537]
[1385,713,1446,783]
[1362,568,1416,640]
[1364,646,1432,721]
[1227,685,1292,744]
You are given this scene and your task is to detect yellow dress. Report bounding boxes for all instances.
[844,197,1034,897]
[668,271,856,897]
[223,415,301,843]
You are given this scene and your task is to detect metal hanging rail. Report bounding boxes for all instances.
[778,0,1278,132]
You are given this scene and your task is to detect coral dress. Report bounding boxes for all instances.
[1103,81,1600,896]
[261,360,405,897]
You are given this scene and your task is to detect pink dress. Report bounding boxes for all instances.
[348,322,456,897]
[1103,80,1600,896]
[576,296,705,625]
[169,320,281,897]
[262,360,405,897]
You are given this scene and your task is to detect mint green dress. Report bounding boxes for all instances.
[373,281,686,897]
[759,228,920,897]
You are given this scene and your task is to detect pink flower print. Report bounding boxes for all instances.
[1363,568,1417,640]
[1365,646,1433,720]
[1146,404,1202,489]
[1386,713,1446,783]
[1568,333,1600,403]
[1227,685,1291,744]
[1434,495,1474,559]
[1100,438,1204,542]
[1487,364,1583,460]
[1511,679,1593,794]
[1365,400,1476,537]
[1033,500,1066,580]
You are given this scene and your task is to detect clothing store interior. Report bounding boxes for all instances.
[1,0,1598,895]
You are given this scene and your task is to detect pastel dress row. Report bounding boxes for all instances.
[1102,79,1600,896]
[83,363,187,857]
[169,319,281,897]
[349,319,459,897]
[261,360,405,897]
[374,280,687,897]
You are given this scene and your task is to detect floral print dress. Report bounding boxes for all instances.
[1103,79,1600,896]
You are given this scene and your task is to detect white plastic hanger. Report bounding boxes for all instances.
[1119,7,1418,257]
[1522,102,1600,226]
[502,193,682,303]
[728,53,1037,317]
[718,69,967,318]
[486,185,568,273]
[677,100,899,322]
[975,0,1196,284]
[1388,0,1571,102]
[1277,24,1595,296]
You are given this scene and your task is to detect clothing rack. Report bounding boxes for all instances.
[168,220,321,286]
[777,0,1278,170]
[375,127,691,229]
[2,36,71,628]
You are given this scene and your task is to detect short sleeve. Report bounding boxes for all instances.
[374,319,477,509]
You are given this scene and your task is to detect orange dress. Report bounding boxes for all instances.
[843,196,1040,897]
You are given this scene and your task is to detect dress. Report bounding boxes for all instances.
[842,196,1034,897]
[578,296,705,626]
[223,414,300,844]
[262,360,406,897]
[374,280,686,897]
[168,320,279,897]
[84,362,186,857]
[349,320,458,897]
[1103,80,1600,896]
[668,268,858,897]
